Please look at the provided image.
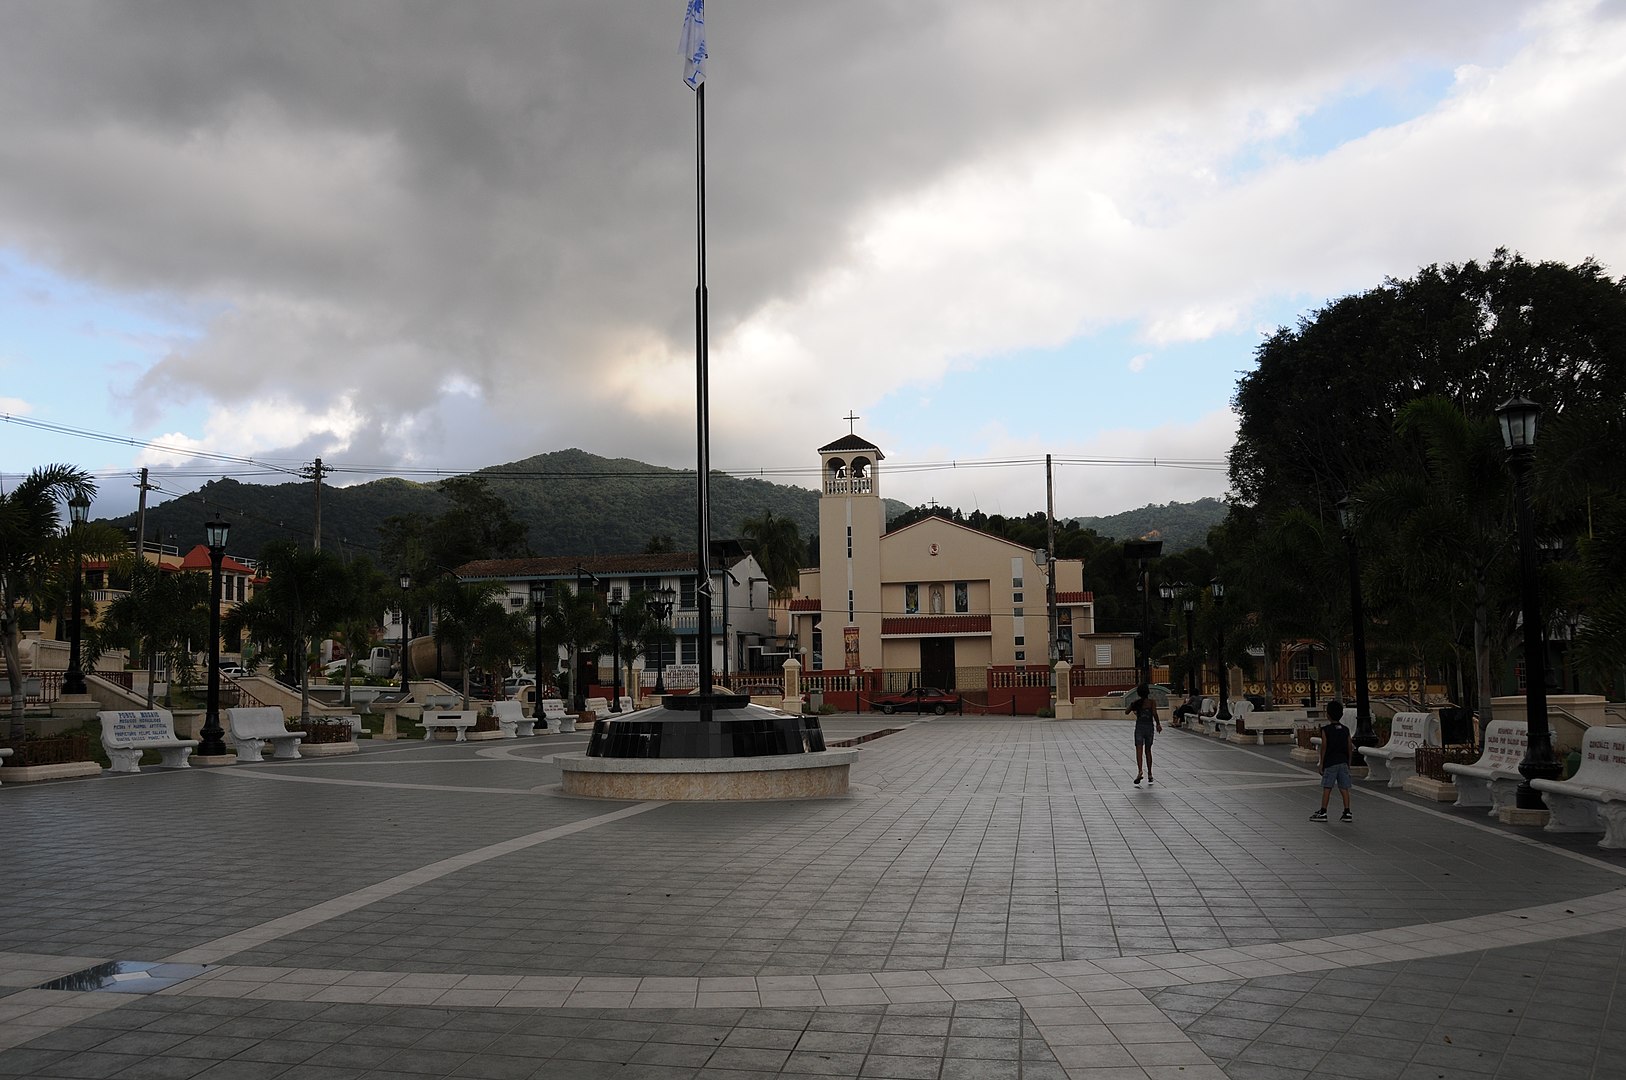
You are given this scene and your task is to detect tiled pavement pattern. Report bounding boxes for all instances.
[1150,929,1626,1080]
[3,717,1625,1079]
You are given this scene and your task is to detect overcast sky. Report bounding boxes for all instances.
[3,0,1624,527]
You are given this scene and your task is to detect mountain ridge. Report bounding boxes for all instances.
[105,450,1226,560]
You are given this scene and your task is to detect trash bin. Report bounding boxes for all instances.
[1438,706,1471,746]
[808,690,824,711]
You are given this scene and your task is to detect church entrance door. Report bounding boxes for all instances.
[921,638,956,689]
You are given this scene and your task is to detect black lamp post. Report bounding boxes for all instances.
[1181,593,1197,698]
[200,516,231,757]
[607,595,624,712]
[1497,394,1561,809]
[1123,538,1163,687]
[530,581,546,710]
[397,572,412,692]
[647,586,676,694]
[1211,579,1230,721]
[1338,498,1377,757]
[62,493,92,695]
[1157,581,1175,692]
[1566,611,1582,694]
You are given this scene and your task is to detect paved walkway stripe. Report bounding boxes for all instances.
[161,800,665,966]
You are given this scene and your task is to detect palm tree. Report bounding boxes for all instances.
[1,465,97,743]
[100,560,212,707]
[223,541,352,724]
[542,586,606,712]
[331,558,394,708]
[739,511,806,596]
[426,577,508,708]
[617,590,673,705]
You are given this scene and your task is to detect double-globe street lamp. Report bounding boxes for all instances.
[398,572,412,693]
[1337,498,1377,759]
[1211,580,1230,722]
[646,586,677,694]
[1180,589,1197,698]
[62,493,92,696]
[607,595,624,712]
[1123,538,1163,688]
[530,581,546,711]
[199,516,231,757]
[1497,394,1562,809]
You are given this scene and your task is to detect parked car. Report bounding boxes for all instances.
[503,676,536,699]
[871,686,961,715]
[217,663,247,679]
[1115,684,1173,710]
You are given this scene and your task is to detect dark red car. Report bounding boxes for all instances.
[872,686,960,715]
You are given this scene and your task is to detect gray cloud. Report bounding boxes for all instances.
[0,0,1585,518]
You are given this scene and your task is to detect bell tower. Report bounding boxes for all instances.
[817,426,884,672]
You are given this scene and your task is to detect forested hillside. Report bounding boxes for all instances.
[105,449,908,562]
[1070,498,1229,551]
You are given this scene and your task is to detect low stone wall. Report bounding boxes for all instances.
[559,748,859,801]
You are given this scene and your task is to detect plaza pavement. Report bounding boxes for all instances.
[2,715,1624,1080]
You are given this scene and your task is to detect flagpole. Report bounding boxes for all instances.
[693,84,715,709]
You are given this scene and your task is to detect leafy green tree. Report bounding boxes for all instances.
[223,541,352,723]
[1,466,97,743]
[427,476,530,569]
[644,535,675,554]
[1231,250,1626,512]
[1358,396,1517,724]
[467,606,532,699]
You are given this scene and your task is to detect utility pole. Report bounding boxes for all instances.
[303,458,332,551]
[1045,455,1058,667]
[133,468,152,566]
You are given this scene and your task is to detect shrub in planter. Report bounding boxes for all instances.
[290,718,354,744]
[2,732,94,766]
[473,711,501,733]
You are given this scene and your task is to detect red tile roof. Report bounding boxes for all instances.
[178,545,257,575]
[789,598,821,611]
[456,552,749,579]
[880,615,991,636]
[1056,591,1094,604]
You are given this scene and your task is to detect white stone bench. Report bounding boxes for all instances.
[225,707,306,762]
[1361,712,1440,787]
[421,710,479,742]
[420,692,460,709]
[489,700,532,738]
[1232,704,1303,745]
[0,745,11,783]
[1207,699,1252,737]
[99,709,198,773]
[584,697,613,721]
[1443,719,1536,813]
[539,698,573,733]
[618,695,635,714]
[1532,725,1626,847]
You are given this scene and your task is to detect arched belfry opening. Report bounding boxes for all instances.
[818,435,883,497]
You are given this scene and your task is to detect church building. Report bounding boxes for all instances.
[788,431,1092,689]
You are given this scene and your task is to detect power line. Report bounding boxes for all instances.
[2,412,1231,492]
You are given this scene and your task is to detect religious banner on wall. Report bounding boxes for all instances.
[844,625,861,672]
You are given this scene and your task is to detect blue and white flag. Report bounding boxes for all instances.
[681,0,706,90]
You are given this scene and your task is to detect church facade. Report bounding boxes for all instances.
[788,431,1092,689]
